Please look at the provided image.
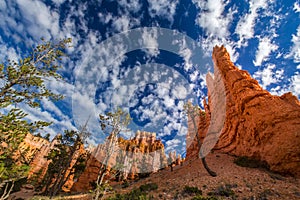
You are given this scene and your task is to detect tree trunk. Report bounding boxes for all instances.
[190,112,217,177]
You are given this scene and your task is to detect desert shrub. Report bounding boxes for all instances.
[139,183,158,192]
[208,184,236,197]
[183,186,202,195]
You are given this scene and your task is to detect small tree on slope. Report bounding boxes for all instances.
[184,101,217,177]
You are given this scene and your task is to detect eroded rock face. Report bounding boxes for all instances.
[71,131,168,192]
[187,45,300,177]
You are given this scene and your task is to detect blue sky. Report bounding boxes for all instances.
[0,0,299,156]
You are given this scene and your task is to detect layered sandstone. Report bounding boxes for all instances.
[72,131,168,192]
[187,45,300,177]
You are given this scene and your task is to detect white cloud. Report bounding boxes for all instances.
[172,85,188,99]
[165,139,181,152]
[112,15,131,32]
[253,64,284,89]
[16,0,61,40]
[294,1,300,13]
[253,37,278,66]
[200,36,239,62]
[193,0,233,38]
[118,0,142,13]
[51,0,66,6]
[235,0,269,47]
[176,37,193,71]
[164,96,175,108]
[16,102,78,138]
[287,25,300,63]
[140,28,159,57]
[290,72,300,97]
[148,0,179,24]
[193,0,238,62]
[0,37,19,61]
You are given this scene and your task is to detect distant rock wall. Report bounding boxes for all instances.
[71,131,168,192]
[186,45,300,177]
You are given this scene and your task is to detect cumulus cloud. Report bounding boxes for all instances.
[253,37,278,66]
[200,36,239,63]
[0,37,19,61]
[165,139,182,153]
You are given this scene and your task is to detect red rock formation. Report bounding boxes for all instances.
[186,45,300,177]
[71,131,168,192]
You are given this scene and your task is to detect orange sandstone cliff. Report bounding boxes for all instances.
[186,45,300,177]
